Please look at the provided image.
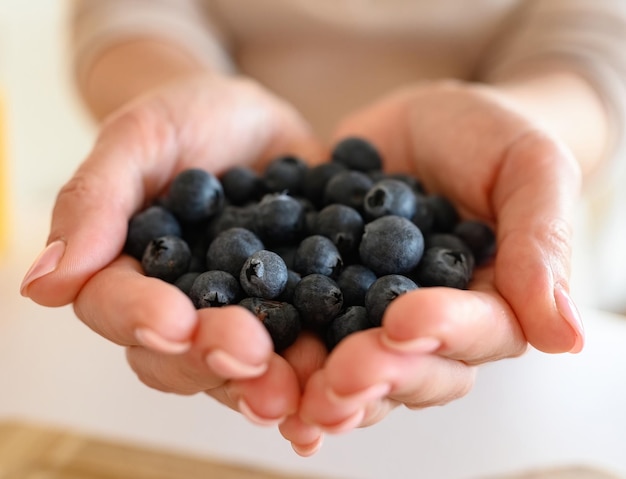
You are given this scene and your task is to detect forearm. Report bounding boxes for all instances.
[79,38,212,121]
[491,70,609,179]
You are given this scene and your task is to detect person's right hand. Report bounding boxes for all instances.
[19,73,327,454]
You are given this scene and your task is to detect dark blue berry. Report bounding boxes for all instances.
[256,193,305,244]
[411,193,435,236]
[174,272,201,295]
[425,233,475,271]
[293,274,343,326]
[323,170,374,212]
[331,137,382,172]
[359,215,424,276]
[167,168,224,223]
[141,235,191,283]
[206,204,258,242]
[363,179,417,220]
[220,166,266,205]
[276,269,302,303]
[325,306,371,351]
[125,205,182,260]
[239,298,301,352]
[314,204,364,257]
[413,246,472,289]
[337,264,378,307]
[426,195,459,233]
[206,227,264,277]
[302,162,347,208]
[453,220,496,266]
[189,270,242,309]
[240,250,288,299]
[293,235,343,278]
[263,155,308,195]
[365,274,418,327]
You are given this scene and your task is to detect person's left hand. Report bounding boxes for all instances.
[279,80,584,444]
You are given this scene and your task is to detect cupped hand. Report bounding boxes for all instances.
[19,73,327,452]
[296,80,585,437]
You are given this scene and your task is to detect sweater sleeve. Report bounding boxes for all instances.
[477,0,626,186]
[70,0,235,86]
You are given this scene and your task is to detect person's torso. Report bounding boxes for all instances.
[206,0,523,137]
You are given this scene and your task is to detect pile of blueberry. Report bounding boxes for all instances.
[126,137,495,352]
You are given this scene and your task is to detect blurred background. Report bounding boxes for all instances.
[0,2,625,479]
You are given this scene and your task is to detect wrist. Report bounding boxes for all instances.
[81,38,218,121]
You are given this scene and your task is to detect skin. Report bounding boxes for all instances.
[21,38,608,455]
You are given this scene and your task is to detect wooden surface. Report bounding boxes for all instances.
[0,421,620,479]
[0,421,322,479]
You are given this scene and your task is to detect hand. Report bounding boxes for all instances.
[293,80,585,436]
[19,73,328,453]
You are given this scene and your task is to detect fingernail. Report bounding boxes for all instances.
[238,398,285,427]
[380,334,442,354]
[135,327,191,354]
[292,435,324,457]
[326,382,391,406]
[554,283,585,354]
[320,408,365,434]
[205,349,268,378]
[20,240,66,296]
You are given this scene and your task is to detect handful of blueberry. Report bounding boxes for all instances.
[126,137,496,352]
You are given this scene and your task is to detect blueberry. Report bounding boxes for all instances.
[453,220,496,266]
[365,274,418,327]
[206,204,259,241]
[174,272,201,295]
[239,298,301,352]
[323,170,374,212]
[331,137,383,172]
[125,205,182,260]
[363,178,418,220]
[240,250,288,299]
[256,193,305,244]
[276,269,302,303]
[425,232,475,271]
[302,162,347,208]
[167,168,225,223]
[293,274,343,326]
[384,172,425,195]
[263,155,308,195]
[337,264,378,307]
[413,246,472,289]
[141,235,192,283]
[411,193,435,236]
[314,204,364,257]
[325,306,371,351]
[206,227,265,277]
[220,166,266,205]
[293,235,343,278]
[359,215,424,276]
[426,194,459,233]
[189,270,242,309]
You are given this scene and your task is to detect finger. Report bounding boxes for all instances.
[491,132,584,353]
[20,79,321,307]
[75,256,197,353]
[380,272,528,364]
[277,332,328,455]
[208,354,301,427]
[299,329,476,433]
[124,306,275,393]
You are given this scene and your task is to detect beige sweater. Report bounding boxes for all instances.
[71,0,626,150]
